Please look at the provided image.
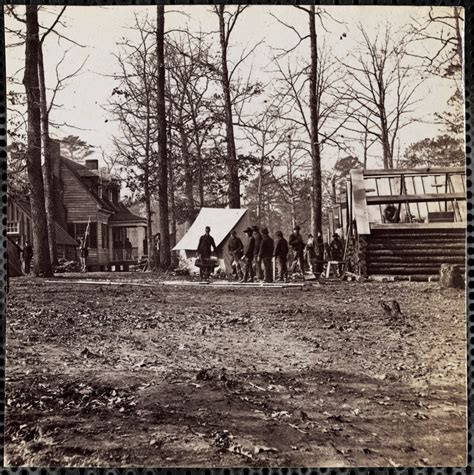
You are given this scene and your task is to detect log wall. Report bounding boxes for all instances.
[366,227,465,277]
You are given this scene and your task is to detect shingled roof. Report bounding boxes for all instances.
[14,198,78,247]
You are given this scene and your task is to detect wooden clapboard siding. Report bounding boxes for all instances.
[86,248,99,266]
[97,224,110,265]
[60,163,101,221]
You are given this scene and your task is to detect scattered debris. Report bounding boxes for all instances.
[5,275,466,467]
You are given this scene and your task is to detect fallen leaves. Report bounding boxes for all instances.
[5,276,467,467]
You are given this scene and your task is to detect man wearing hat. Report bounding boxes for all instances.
[252,225,263,281]
[197,226,217,278]
[289,225,305,275]
[228,230,244,280]
[330,232,344,275]
[274,230,289,282]
[258,228,274,283]
[240,227,255,282]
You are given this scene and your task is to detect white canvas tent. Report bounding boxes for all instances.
[173,207,250,274]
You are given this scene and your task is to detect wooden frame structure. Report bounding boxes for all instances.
[343,167,466,278]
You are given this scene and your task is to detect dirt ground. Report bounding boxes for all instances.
[5,273,467,467]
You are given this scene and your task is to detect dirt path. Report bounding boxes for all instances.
[5,274,467,467]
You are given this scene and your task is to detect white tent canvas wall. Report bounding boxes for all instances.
[173,207,250,274]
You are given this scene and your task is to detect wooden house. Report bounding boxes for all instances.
[8,139,147,272]
[7,197,78,261]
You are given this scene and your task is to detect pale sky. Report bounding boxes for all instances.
[6,5,463,172]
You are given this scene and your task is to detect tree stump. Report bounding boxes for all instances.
[439,264,464,289]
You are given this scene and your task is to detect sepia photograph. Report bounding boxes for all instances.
[4,4,467,467]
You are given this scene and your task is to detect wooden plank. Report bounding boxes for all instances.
[350,169,370,235]
[366,192,465,205]
[370,222,466,230]
[162,281,305,289]
[363,167,465,177]
[45,280,156,287]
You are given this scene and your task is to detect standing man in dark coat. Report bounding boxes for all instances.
[252,226,263,281]
[240,227,255,283]
[289,225,305,275]
[125,237,133,260]
[330,232,344,275]
[274,231,289,282]
[23,240,33,274]
[197,226,217,279]
[258,228,274,283]
[228,230,244,280]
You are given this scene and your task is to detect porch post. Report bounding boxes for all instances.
[109,226,114,261]
[138,226,145,258]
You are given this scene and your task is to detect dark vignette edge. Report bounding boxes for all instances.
[0,0,471,474]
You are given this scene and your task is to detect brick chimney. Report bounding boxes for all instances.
[85,159,99,170]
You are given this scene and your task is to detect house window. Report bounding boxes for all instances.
[7,222,19,234]
[68,222,98,249]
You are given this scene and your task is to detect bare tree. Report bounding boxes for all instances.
[214,5,249,208]
[156,5,171,269]
[272,8,351,237]
[237,100,282,226]
[23,5,53,277]
[165,31,219,211]
[37,6,67,266]
[60,135,94,162]
[342,24,424,169]
[271,130,310,228]
[406,6,463,85]
[109,18,158,271]
[6,5,81,266]
[165,34,211,226]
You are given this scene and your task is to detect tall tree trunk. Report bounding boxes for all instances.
[190,112,205,207]
[308,5,322,237]
[179,122,194,228]
[331,175,337,204]
[144,172,156,272]
[256,156,265,227]
[363,126,369,168]
[23,5,53,277]
[167,119,177,251]
[197,144,205,208]
[156,4,171,268]
[168,157,177,249]
[38,41,58,266]
[290,190,297,229]
[380,106,392,168]
[217,5,240,208]
[144,103,157,271]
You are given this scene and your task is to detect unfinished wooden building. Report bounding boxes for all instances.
[341,167,466,279]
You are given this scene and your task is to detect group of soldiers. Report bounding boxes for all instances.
[197,224,345,283]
